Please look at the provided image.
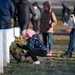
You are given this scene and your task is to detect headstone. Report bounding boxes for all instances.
[3,30,7,66]
[4,28,15,64]
[0,30,3,73]
[2,27,20,67]
[14,27,20,37]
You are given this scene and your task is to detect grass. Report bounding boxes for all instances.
[1,19,75,75]
[2,36,75,75]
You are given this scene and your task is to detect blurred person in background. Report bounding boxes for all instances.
[61,2,70,26]
[31,2,41,33]
[11,0,19,27]
[60,5,75,58]
[16,0,36,34]
[40,1,57,56]
[0,0,15,29]
[0,0,15,67]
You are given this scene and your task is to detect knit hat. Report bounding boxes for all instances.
[22,28,36,40]
[43,1,50,12]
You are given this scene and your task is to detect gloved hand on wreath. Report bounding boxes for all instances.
[16,44,28,50]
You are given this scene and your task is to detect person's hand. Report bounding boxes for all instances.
[11,18,14,27]
[16,44,21,47]
[49,23,52,28]
[16,44,28,49]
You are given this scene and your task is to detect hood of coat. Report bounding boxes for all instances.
[22,28,36,40]
[43,1,51,13]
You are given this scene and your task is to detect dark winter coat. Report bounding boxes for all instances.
[40,12,52,33]
[17,34,47,51]
[40,1,53,33]
[16,0,36,30]
[0,0,15,29]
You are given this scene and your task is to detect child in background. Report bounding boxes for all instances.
[40,1,57,56]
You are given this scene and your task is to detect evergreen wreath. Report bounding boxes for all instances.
[10,36,27,63]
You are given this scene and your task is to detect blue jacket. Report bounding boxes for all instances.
[27,34,47,50]
[17,34,47,51]
[0,0,15,29]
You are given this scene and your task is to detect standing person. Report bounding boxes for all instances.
[61,3,70,26]
[0,0,15,73]
[60,6,75,58]
[40,1,57,56]
[0,0,15,29]
[16,0,36,34]
[31,2,41,33]
[16,28,47,64]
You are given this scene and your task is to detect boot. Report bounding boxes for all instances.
[60,51,72,58]
[47,50,52,56]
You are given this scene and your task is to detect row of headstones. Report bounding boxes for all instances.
[0,27,20,74]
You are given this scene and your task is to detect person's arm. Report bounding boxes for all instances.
[50,12,57,27]
[16,44,28,50]
[29,2,36,16]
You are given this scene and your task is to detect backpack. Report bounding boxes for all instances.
[67,13,75,28]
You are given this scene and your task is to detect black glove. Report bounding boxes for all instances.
[16,44,28,50]
[49,23,52,28]
[16,44,22,48]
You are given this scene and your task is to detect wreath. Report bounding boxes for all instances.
[10,36,27,63]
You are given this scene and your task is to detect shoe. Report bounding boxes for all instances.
[33,60,40,65]
[63,22,68,26]
[60,52,72,58]
[47,50,52,56]
[21,54,26,60]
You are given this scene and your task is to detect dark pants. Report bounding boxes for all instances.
[18,15,30,33]
[19,20,29,32]
[31,19,39,32]
[68,29,75,53]
[26,49,47,61]
[62,13,68,23]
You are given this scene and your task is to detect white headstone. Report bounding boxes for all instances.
[0,30,3,73]
[4,28,15,64]
[14,27,20,37]
[3,30,7,66]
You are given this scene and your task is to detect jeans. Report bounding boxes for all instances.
[68,29,75,53]
[42,33,53,51]
[62,13,68,23]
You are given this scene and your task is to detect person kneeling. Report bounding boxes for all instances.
[17,28,47,64]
